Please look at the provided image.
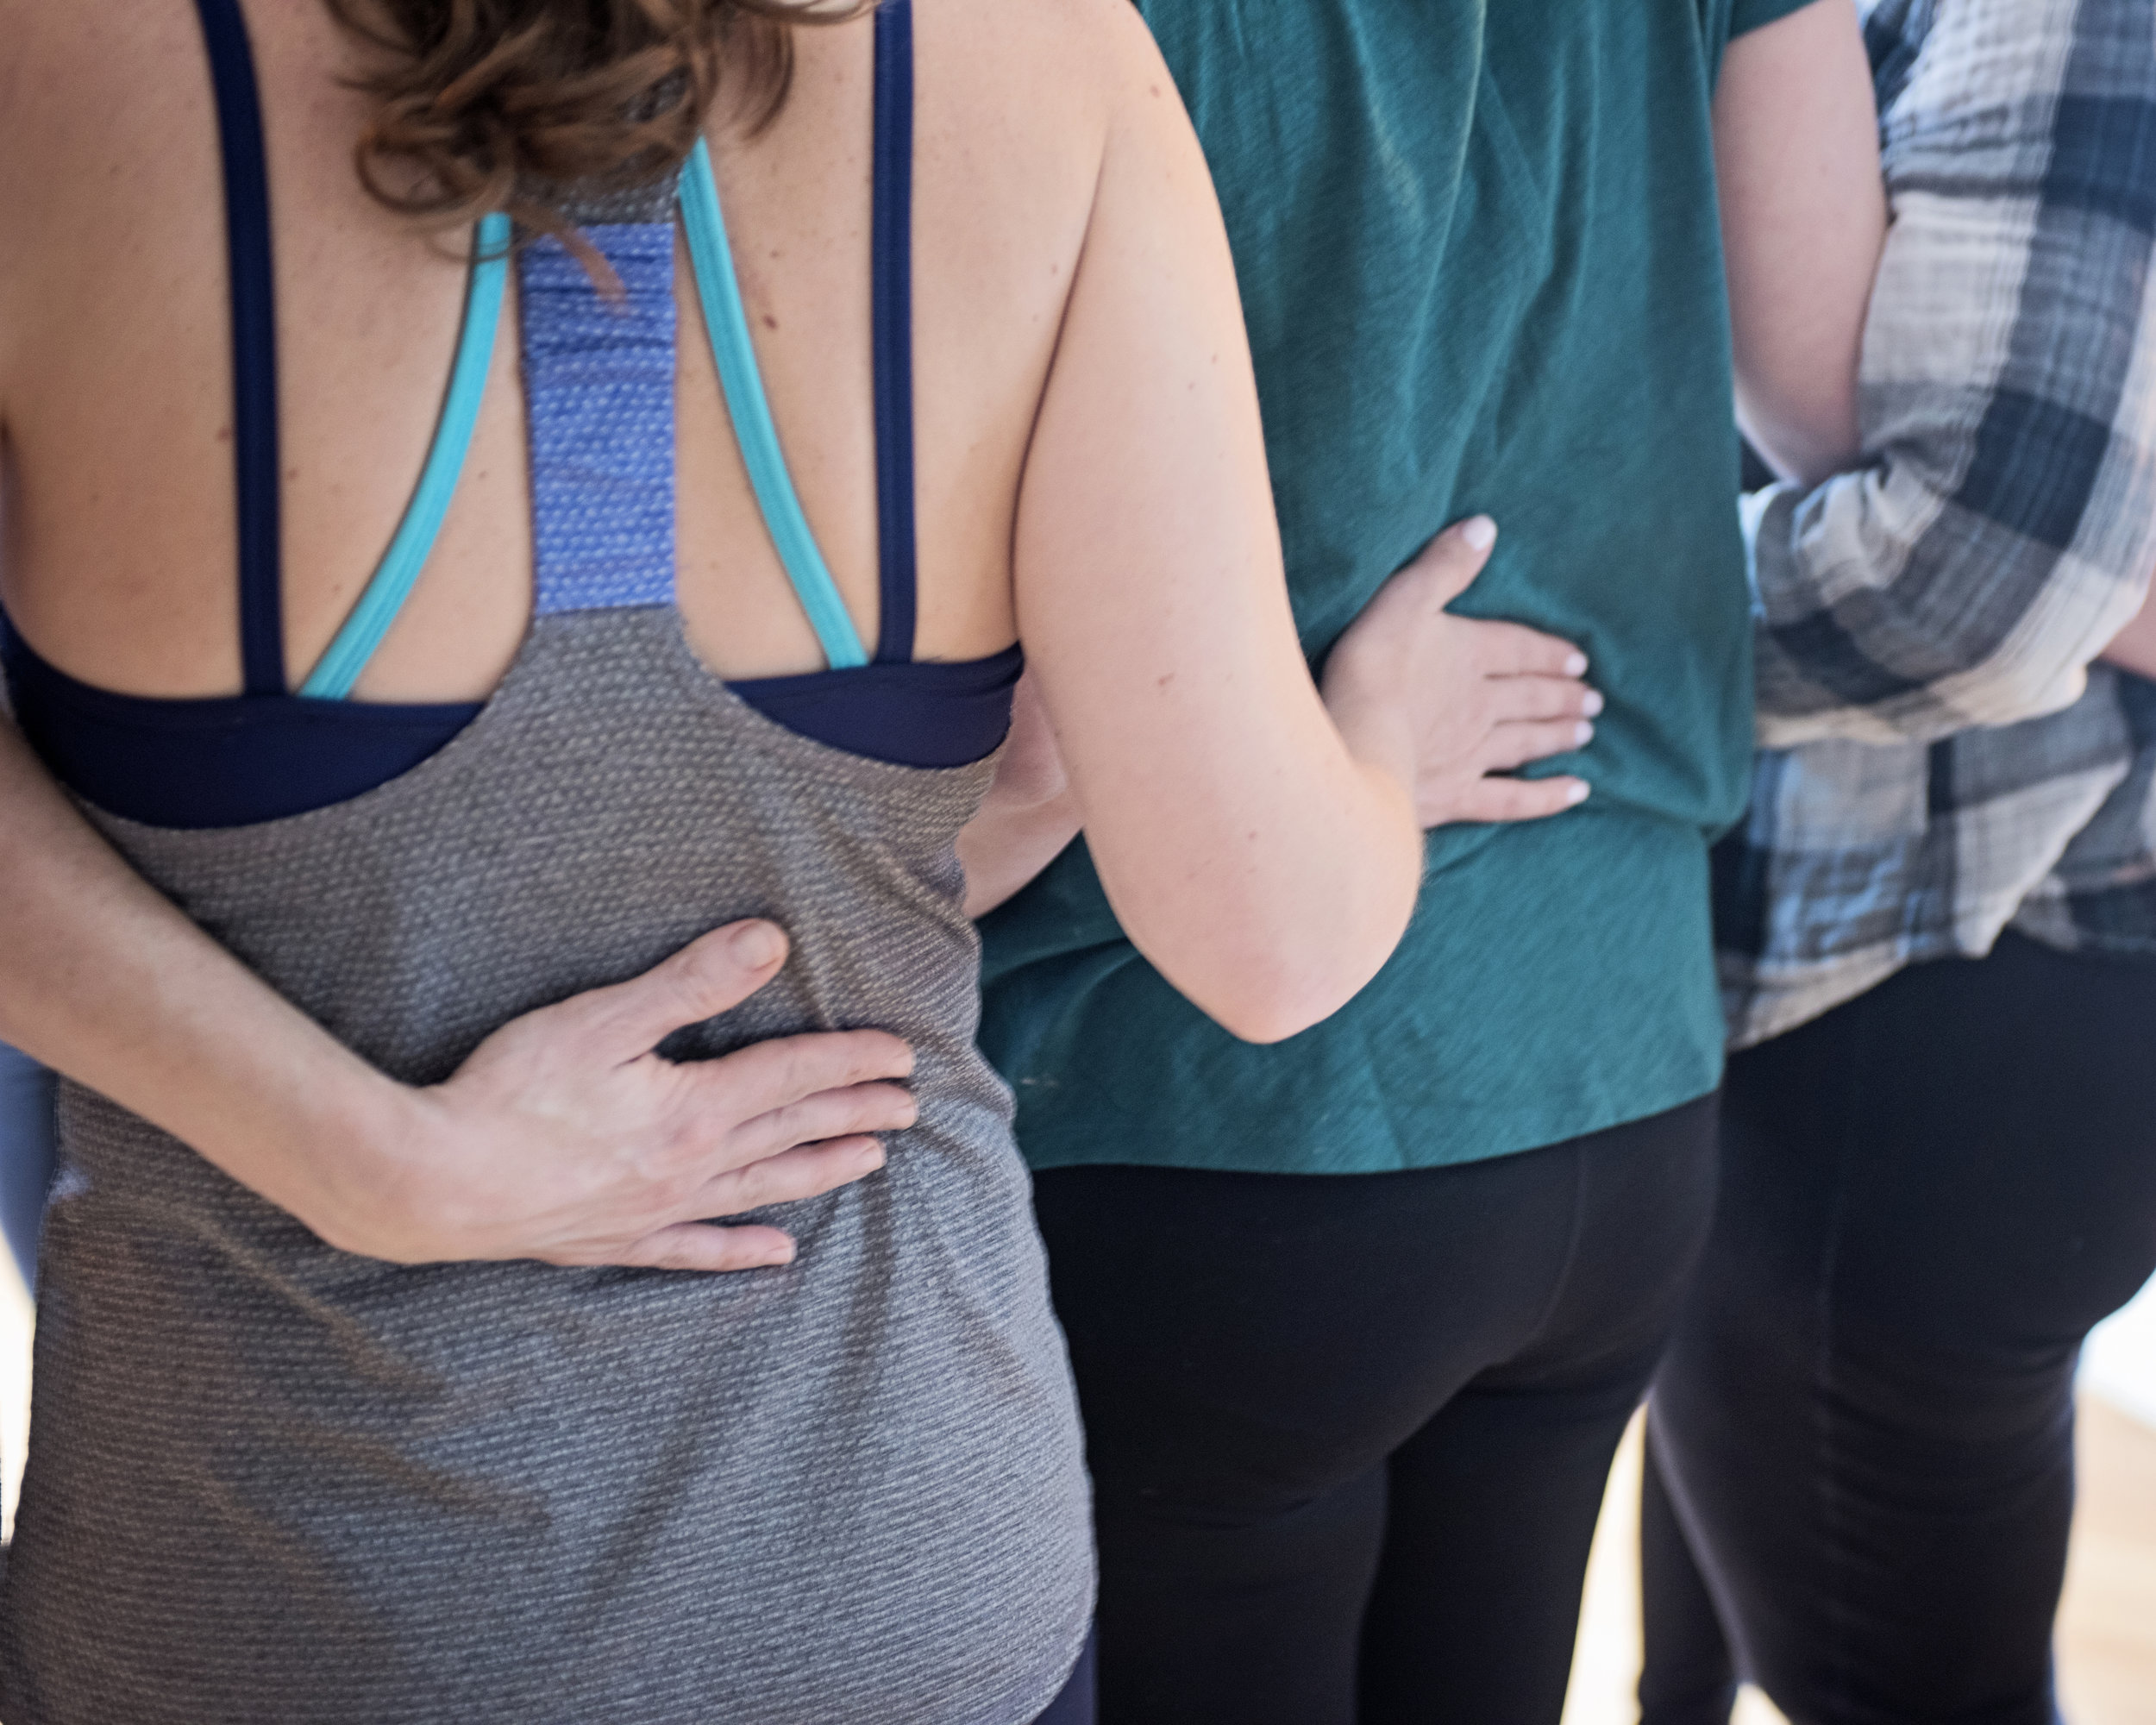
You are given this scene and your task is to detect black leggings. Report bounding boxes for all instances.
[1031,1095,1720,1725]
[1642,932,2156,1725]
[1031,1631,1096,1725]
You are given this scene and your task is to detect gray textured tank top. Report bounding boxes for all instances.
[0,129,1090,1725]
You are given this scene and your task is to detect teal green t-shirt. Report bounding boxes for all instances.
[979,0,1812,1174]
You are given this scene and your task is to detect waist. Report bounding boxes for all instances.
[15,1082,1083,1725]
[981,804,1727,1176]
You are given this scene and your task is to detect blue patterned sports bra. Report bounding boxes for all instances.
[0,0,1020,831]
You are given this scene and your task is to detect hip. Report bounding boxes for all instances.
[3,1094,1090,1724]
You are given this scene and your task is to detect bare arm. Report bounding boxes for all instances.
[1006,16,1429,1044]
[1716,0,1886,486]
[0,13,918,1270]
[0,716,916,1270]
[958,522,1599,922]
[968,16,1598,933]
[1000,18,1595,1039]
[1740,0,2156,745]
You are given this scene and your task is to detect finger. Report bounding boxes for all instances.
[1453,776,1592,824]
[725,1080,918,1164]
[605,1222,800,1274]
[1399,515,1499,609]
[683,1137,889,1223]
[563,922,793,1061]
[1470,620,1591,680]
[1488,677,1601,726]
[697,1029,916,1127]
[1482,718,1597,772]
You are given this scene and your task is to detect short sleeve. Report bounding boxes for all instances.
[1698,0,1827,86]
[1728,0,1823,36]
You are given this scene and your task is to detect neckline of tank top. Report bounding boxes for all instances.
[0,0,1023,830]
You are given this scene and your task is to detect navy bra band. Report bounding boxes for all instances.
[1,0,1015,831]
[0,628,483,831]
[871,0,918,665]
[191,0,285,697]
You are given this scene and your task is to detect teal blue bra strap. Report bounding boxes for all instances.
[681,137,870,671]
[300,212,513,699]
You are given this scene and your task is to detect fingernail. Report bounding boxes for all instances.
[730,921,785,969]
[1460,516,1497,551]
[1574,721,1595,746]
[1567,781,1592,805]
[763,1239,798,1266]
[1564,652,1589,677]
[1582,689,1605,717]
[859,1141,889,1170]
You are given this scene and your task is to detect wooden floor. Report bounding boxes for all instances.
[1564,1400,2156,1725]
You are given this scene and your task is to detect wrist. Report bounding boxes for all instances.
[266,1065,439,1261]
[1321,672,1419,804]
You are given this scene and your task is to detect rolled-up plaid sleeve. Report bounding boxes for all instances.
[1750,0,2156,750]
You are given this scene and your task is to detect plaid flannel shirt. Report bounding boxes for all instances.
[1715,0,2156,1048]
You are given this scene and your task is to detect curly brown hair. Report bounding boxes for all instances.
[323,0,866,242]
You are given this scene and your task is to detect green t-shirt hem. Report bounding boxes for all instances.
[1013,1069,1726,1177]
[979,0,1764,1180]
[983,807,1730,1178]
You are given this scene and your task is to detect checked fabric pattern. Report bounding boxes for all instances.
[1718,0,2156,1046]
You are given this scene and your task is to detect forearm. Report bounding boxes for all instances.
[2102,582,2156,682]
[1752,456,2156,746]
[0,718,405,1233]
[1748,0,2156,744]
[1081,704,1423,1046]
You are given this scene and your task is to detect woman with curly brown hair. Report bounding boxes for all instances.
[0,0,1598,1719]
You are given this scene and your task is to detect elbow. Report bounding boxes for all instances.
[1207,982,1338,1047]
[1167,900,1415,1046]
[1201,975,1352,1047]
[1739,404,1864,492]
[1108,805,1425,1044]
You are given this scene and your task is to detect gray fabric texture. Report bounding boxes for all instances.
[0,609,1093,1723]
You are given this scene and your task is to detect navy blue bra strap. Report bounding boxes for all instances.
[871,0,918,665]
[191,0,285,696]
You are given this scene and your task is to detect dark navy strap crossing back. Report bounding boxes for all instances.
[870,0,918,667]
[193,0,285,699]
[0,0,1019,831]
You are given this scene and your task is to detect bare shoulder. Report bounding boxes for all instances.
[916,0,1174,140]
[0,0,208,230]
[0,0,201,150]
[0,0,204,390]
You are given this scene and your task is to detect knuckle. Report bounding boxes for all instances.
[723,1161,777,1209]
[755,1096,806,1146]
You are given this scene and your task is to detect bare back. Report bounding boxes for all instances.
[2,0,1431,1072]
[0,0,1115,705]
